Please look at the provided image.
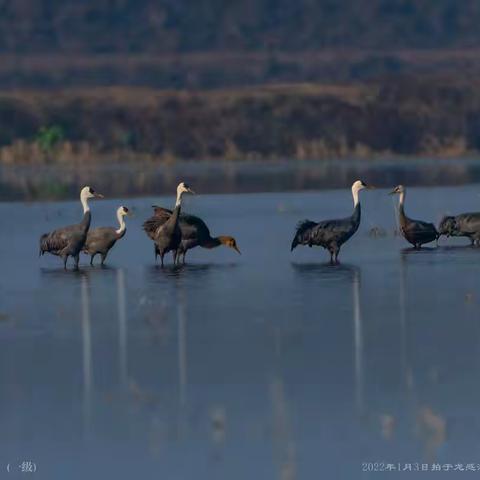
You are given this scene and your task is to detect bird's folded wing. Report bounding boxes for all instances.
[42,229,70,251]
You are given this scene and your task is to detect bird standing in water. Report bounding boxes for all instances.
[438,212,480,246]
[83,205,131,265]
[389,185,439,249]
[144,182,194,266]
[144,208,240,263]
[291,180,373,264]
[39,186,104,269]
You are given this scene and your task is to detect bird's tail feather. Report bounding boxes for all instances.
[291,220,316,251]
[39,233,48,256]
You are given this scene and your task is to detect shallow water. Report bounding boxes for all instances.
[1,185,480,478]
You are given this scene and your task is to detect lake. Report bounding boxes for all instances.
[1,184,480,478]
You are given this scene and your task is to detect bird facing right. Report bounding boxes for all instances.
[389,185,439,249]
[145,182,195,266]
[144,207,240,264]
[39,186,104,269]
[83,205,131,265]
[290,180,373,264]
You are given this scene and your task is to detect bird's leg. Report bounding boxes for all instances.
[90,254,95,266]
[154,245,158,261]
[334,249,340,264]
[182,251,187,264]
[172,250,178,265]
[160,254,164,267]
[101,253,107,266]
[62,255,68,270]
[73,254,80,270]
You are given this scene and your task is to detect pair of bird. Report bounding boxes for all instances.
[39,183,240,269]
[39,186,130,269]
[142,182,240,266]
[290,181,480,263]
[389,185,480,248]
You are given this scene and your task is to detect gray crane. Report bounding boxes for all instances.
[291,180,373,264]
[39,186,104,269]
[83,206,131,265]
[389,185,439,248]
[144,182,194,266]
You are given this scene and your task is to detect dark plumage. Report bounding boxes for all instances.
[290,180,372,263]
[144,182,194,266]
[438,212,480,246]
[144,207,240,263]
[83,206,130,265]
[390,185,439,249]
[39,186,104,269]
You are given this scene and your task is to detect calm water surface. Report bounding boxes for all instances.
[1,185,480,478]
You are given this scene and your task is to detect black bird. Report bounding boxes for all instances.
[83,206,131,265]
[291,180,373,263]
[144,182,194,266]
[438,212,480,246]
[144,207,240,263]
[389,185,439,249]
[39,186,104,269]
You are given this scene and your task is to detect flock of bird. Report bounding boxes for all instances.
[38,180,480,269]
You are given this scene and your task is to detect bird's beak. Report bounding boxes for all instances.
[187,188,195,195]
[233,245,241,255]
[388,189,397,195]
[366,184,375,190]
[95,193,104,199]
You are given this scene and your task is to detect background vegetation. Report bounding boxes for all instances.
[2,1,480,164]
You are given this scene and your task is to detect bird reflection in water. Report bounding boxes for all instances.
[269,328,297,480]
[80,273,93,441]
[399,255,447,462]
[116,268,128,391]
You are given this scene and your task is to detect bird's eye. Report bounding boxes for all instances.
[123,207,129,212]
[89,187,95,194]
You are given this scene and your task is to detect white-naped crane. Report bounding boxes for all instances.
[291,180,373,264]
[83,205,131,266]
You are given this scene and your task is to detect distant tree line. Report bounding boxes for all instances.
[2,0,480,53]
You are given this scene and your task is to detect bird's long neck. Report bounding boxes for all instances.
[80,194,91,231]
[202,236,225,249]
[169,191,184,225]
[398,191,407,226]
[81,194,90,214]
[116,212,126,237]
[352,202,361,227]
[170,203,181,226]
[81,210,91,231]
[352,187,360,207]
[175,191,183,208]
